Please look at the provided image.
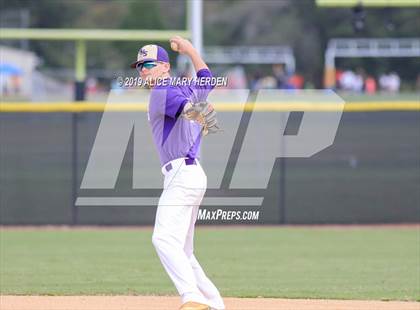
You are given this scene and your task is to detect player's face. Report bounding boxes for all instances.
[137,61,170,84]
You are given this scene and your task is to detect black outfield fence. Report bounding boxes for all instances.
[1,110,419,225]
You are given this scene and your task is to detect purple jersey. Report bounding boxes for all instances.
[148,69,214,166]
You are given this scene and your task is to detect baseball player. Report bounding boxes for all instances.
[131,36,224,310]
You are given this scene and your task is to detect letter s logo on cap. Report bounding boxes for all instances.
[140,48,148,57]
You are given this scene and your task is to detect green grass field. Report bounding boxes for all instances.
[0,226,419,301]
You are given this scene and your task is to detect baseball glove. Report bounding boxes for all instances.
[182,101,221,136]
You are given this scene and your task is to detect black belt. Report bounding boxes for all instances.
[165,158,196,172]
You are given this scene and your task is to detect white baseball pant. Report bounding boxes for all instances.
[152,157,225,310]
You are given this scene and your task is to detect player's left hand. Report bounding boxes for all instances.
[182,101,222,136]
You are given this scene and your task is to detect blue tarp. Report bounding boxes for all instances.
[0,63,23,75]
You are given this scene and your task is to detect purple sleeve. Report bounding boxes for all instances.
[197,68,212,78]
[166,69,215,117]
[196,69,214,89]
[191,68,214,103]
[165,87,188,119]
[150,86,187,119]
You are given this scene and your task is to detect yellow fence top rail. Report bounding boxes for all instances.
[0,28,191,41]
[0,102,419,112]
[316,0,420,7]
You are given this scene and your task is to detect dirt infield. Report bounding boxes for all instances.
[1,296,419,310]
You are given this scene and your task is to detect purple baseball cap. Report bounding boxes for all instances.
[130,44,169,68]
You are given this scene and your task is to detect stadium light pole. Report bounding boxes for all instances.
[72,40,86,225]
[188,0,203,70]
[75,40,87,100]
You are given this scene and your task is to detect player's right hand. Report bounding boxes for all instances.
[170,36,195,55]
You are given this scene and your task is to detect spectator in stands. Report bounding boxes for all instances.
[365,75,377,94]
[353,68,365,92]
[338,68,367,92]
[379,72,400,92]
[250,71,262,91]
[388,72,400,92]
[335,69,344,88]
[258,76,277,89]
[86,77,98,95]
[272,63,288,89]
[225,66,248,89]
[11,74,22,95]
[379,73,388,91]
[339,69,356,91]
[288,74,304,89]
